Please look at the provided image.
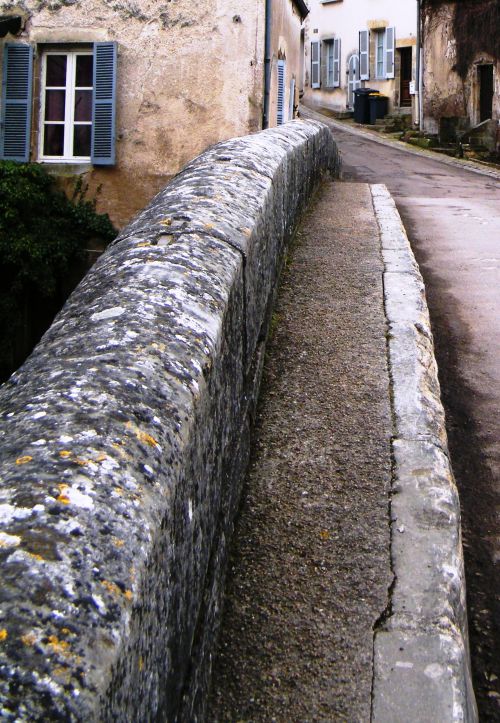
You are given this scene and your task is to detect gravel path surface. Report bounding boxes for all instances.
[208,181,393,721]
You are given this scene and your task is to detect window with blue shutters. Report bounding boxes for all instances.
[1,44,33,162]
[1,41,116,165]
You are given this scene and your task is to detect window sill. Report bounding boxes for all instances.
[38,162,93,176]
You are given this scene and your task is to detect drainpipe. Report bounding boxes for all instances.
[263,0,272,129]
[416,0,424,129]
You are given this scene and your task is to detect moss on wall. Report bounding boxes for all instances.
[423,0,500,78]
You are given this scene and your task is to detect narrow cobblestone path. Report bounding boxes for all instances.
[208,181,393,721]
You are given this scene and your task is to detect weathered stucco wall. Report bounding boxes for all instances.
[422,2,500,138]
[268,0,305,124]
[0,0,266,227]
[0,120,339,721]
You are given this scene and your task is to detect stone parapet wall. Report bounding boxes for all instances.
[0,120,339,721]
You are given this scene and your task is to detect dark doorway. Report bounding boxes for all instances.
[399,47,412,107]
[479,64,493,122]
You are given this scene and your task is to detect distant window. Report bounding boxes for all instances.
[376,30,385,79]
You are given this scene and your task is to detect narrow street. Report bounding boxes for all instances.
[303,107,500,718]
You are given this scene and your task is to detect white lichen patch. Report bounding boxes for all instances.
[0,504,35,524]
[58,485,94,510]
[0,531,21,547]
[91,307,126,322]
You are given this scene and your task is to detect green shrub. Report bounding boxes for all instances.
[0,161,117,380]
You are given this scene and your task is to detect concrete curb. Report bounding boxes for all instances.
[301,104,500,182]
[370,184,478,722]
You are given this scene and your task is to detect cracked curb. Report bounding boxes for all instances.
[370,185,478,722]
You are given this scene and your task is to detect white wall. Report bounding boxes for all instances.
[303,0,418,118]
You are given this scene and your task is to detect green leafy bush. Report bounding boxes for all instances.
[0,161,117,380]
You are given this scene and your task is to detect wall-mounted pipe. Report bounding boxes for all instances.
[263,0,272,129]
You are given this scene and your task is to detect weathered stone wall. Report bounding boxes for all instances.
[0,120,339,721]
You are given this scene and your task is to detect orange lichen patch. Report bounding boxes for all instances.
[112,537,125,548]
[101,580,122,597]
[204,222,215,230]
[57,484,70,505]
[28,552,44,562]
[16,456,33,465]
[73,457,90,466]
[21,632,37,646]
[137,241,151,247]
[59,451,72,459]
[47,635,71,654]
[124,590,133,601]
[113,487,124,497]
[138,655,144,672]
[159,218,172,226]
[319,529,331,541]
[95,452,108,463]
[137,431,159,448]
[0,629,8,642]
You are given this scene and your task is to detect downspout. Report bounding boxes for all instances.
[416,0,424,129]
[263,0,272,129]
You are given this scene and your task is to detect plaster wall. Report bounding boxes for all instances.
[422,3,500,139]
[303,0,418,119]
[0,0,266,228]
[268,0,305,125]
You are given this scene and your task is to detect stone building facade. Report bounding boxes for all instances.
[0,0,308,228]
[303,0,418,121]
[421,0,500,151]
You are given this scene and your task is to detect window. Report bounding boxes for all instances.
[1,41,117,165]
[374,28,395,80]
[311,41,320,89]
[376,30,385,79]
[41,50,93,161]
[326,41,334,87]
[325,38,341,88]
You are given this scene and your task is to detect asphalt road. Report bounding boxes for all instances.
[302,107,500,719]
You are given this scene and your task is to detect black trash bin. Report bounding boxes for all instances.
[353,88,378,124]
[369,94,388,125]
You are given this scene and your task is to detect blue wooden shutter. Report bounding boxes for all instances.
[277,60,285,125]
[333,38,341,88]
[1,43,33,162]
[386,27,395,79]
[359,30,369,81]
[91,41,117,165]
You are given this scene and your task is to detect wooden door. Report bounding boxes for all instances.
[400,47,412,108]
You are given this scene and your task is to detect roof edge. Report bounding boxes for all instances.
[292,0,309,19]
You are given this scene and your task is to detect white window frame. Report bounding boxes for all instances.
[375,30,386,80]
[326,41,335,88]
[39,49,93,162]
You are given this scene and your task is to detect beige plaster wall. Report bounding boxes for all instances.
[0,0,266,227]
[303,0,417,119]
[268,0,305,125]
